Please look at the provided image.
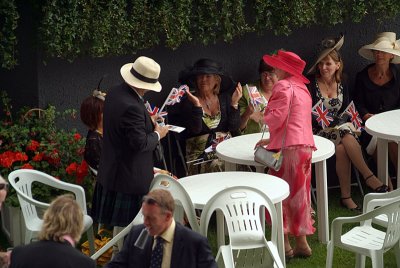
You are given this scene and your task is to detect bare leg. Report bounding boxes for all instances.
[335,143,358,208]
[284,234,292,252]
[293,235,312,257]
[341,134,386,190]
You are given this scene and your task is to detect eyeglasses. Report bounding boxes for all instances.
[0,183,9,191]
[262,71,276,78]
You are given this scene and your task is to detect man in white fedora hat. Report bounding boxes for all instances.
[93,56,169,253]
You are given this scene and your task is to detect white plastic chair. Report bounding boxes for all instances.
[200,186,284,268]
[91,173,199,260]
[8,169,95,254]
[326,199,400,268]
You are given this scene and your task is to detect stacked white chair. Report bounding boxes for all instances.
[8,169,95,254]
[200,185,284,268]
[326,199,400,268]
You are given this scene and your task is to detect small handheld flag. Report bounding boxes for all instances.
[311,100,334,129]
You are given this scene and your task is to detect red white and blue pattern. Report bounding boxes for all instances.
[144,101,168,117]
[312,100,334,129]
[246,85,265,107]
[165,85,187,106]
[343,101,363,130]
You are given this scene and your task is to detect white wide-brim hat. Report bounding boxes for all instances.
[358,32,400,64]
[120,56,162,92]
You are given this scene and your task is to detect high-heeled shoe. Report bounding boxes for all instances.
[365,174,388,193]
[293,247,312,258]
[340,197,361,212]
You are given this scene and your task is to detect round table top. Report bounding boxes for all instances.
[365,109,400,141]
[215,133,335,166]
[179,171,289,208]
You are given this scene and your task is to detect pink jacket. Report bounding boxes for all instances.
[264,76,315,150]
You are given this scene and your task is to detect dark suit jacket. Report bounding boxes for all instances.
[105,223,217,268]
[97,83,159,194]
[10,240,96,268]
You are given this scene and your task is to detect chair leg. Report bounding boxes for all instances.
[395,242,400,267]
[325,241,334,268]
[353,166,365,197]
[87,225,96,255]
[355,253,366,268]
[24,229,33,245]
[370,251,383,268]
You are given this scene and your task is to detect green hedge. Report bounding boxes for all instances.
[2,0,400,69]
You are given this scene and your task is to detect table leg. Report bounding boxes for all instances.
[377,138,389,186]
[398,142,400,189]
[315,160,329,243]
[224,161,237,171]
[275,202,285,267]
[216,211,225,247]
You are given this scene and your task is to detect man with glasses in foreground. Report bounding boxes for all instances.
[105,189,216,268]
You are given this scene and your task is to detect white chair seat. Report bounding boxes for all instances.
[341,226,386,251]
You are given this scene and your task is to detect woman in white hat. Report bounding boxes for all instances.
[354,32,400,186]
[307,34,387,211]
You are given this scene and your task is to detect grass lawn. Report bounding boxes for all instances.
[1,185,398,267]
[206,186,398,268]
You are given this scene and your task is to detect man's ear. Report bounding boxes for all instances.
[165,210,173,220]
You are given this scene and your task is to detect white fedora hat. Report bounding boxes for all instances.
[120,56,162,92]
[358,32,400,64]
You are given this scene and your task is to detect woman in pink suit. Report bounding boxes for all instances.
[256,50,316,259]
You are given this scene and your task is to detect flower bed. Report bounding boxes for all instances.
[0,91,92,207]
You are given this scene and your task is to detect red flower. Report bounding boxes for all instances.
[21,163,34,169]
[14,152,28,162]
[46,149,60,166]
[66,162,78,175]
[73,133,81,141]
[32,153,44,162]
[26,140,40,151]
[0,151,15,168]
[76,160,88,184]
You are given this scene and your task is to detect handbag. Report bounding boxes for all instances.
[254,85,294,171]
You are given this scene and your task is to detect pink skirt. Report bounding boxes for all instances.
[268,145,315,236]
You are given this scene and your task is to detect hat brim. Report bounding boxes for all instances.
[178,69,235,93]
[358,45,400,64]
[120,63,162,92]
[264,55,310,84]
[307,35,344,74]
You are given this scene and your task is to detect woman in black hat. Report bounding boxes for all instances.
[178,58,242,175]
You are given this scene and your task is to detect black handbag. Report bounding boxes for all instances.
[254,84,294,171]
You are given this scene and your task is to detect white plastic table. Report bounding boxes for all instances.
[215,133,335,243]
[179,172,289,266]
[365,109,400,188]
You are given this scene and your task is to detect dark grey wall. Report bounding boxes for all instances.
[1,13,400,134]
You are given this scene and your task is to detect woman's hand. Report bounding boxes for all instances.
[254,138,270,149]
[363,113,374,121]
[185,90,201,107]
[231,82,243,106]
[249,109,264,123]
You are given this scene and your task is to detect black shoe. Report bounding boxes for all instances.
[365,174,388,193]
[340,197,362,212]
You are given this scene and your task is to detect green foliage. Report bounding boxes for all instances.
[2,0,400,68]
[0,91,93,207]
[0,0,19,69]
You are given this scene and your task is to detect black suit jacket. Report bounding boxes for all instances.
[10,240,96,268]
[97,83,159,194]
[105,223,217,268]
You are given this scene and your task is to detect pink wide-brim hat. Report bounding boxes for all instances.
[263,50,310,84]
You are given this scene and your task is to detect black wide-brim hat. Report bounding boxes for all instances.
[178,58,235,93]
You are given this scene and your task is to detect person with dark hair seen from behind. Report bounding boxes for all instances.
[92,56,169,255]
[105,189,217,268]
[307,34,387,212]
[178,58,242,174]
[256,50,316,259]
[354,32,400,189]
[239,58,278,134]
[9,194,96,268]
[80,89,106,171]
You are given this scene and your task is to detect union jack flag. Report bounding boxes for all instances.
[165,85,187,106]
[311,100,334,129]
[246,85,265,107]
[342,101,363,130]
[144,101,168,117]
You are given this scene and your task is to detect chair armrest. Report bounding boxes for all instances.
[363,189,400,213]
